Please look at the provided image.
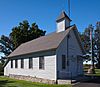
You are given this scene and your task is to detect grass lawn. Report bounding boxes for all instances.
[84,65,100,75]
[95,69,100,76]
[86,69,100,76]
[84,64,100,76]
[0,76,71,87]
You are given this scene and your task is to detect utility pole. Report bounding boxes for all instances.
[68,0,70,18]
[88,25,95,74]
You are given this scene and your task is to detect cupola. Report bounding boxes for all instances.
[56,11,71,32]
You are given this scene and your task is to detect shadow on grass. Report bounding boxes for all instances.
[0,80,17,87]
[83,69,100,84]
[82,75,100,84]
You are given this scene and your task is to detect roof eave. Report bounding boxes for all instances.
[7,47,57,59]
[56,16,72,22]
[73,25,86,55]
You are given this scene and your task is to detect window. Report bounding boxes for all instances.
[29,58,33,69]
[67,60,69,66]
[11,60,13,68]
[15,59,18,68]
[62,55,66,69]
[21,59,24,68]
[39,56,44,69]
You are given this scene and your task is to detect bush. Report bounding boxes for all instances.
[0,72,4,76]
[0,63,4,76]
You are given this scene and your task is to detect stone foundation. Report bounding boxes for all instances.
[9,74,56,84]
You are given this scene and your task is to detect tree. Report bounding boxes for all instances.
[80,27,90,53]
[80,22,100,69]
[0,35,14,56]
[94,22,100,68]
[10,20,46,49]
[0,35,14,68]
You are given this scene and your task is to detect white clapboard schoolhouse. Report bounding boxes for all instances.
[4,11,84,84]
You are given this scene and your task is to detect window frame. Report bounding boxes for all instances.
[39,56,44,70]
[15,59,18,68]
[29,57,33,69]
[21,59,24,69]
[62,55,66,69]
[11,60,13,68]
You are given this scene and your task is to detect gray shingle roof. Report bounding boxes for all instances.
[8,26,75,58]
[56,11,72,22]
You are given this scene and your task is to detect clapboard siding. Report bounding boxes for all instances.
[68,30,83,75]
[4,51,57,80]
[56,29,83,78]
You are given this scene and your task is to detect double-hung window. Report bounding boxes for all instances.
[15,59,18,68]
[62,55,66,69]
[39,56,44,70]
[29,58,33,69]
[21,59,24,68]
[11,60,13,68]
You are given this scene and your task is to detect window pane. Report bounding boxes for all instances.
[39,56,44,69]
[11,60,13,68]
[67,60,69,66]
[15,59,18,68]
[21,59,24,68]
[62,55,66,69]
[29,58,33,69]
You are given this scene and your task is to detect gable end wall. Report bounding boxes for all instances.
[56,29,83,79]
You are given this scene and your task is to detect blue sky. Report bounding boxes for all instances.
[0,0,100,58]
[0,0,100,36]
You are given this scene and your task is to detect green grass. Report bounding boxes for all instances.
[95,69,100,75]
[88,69,100,76]
[84,64,100,76]
[0,76,71,87]
[83,65,100,76]
[84,66,100,76]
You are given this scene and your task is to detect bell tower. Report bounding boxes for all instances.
[56,11,71,33]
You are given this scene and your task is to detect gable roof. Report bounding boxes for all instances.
[56,11,72,22]
[72,25,85,54]
[8,26,75,58]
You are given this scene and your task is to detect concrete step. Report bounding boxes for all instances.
[57,79,76,84]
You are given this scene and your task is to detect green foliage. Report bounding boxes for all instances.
[80,25,93,53]
[0,62,4,75]
[10,20,46,49]
[0,35,13,73]
[0,63,3,72]
[0,76,71,87]
[0,35,14,56]
[95,22,100,68]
